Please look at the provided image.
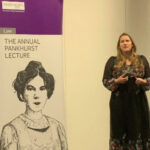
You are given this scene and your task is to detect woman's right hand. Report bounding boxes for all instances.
[114,74,128,84]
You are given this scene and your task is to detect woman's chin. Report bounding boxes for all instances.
[27,105,44,113]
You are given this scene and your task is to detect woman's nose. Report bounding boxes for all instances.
[33,93,39,100]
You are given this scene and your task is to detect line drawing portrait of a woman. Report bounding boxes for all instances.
[0,60,68,150]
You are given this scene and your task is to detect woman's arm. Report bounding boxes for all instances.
[102,56,119,91]
[137,55,150,90]
[57,123,68,150]
[0,124,18,150]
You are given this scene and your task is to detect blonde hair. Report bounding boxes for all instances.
[115,33,143,69]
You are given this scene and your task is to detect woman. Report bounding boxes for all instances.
[0,60,68,150]
[103,33,150,150]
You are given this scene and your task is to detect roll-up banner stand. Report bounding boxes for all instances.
[0,0,68,149]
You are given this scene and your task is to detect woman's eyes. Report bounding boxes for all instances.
[26,85,35,91]
[120,40,130,43]
[40,86,46,91]
[26,85,46,91]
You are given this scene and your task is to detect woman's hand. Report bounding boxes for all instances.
[114,74,128,84]
[135,78,147,85]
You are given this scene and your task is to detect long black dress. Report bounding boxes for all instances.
[103,55,150,150]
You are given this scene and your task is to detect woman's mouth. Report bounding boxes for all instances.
[34,102,41,105]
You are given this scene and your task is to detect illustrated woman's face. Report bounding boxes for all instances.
[23,76,48,112]
[119,35,133,54]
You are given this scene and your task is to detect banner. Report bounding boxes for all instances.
[0,1,67,149]
[0,0,63,34]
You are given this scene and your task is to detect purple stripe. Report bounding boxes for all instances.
[0,0,63,34]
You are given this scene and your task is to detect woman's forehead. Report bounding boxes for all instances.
[27,76,44,86]
[120,35,131,40]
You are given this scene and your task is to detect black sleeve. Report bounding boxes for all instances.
[140,55,150,91]
[102,56,118,91]
[140,55,150,78]
[102,56,115,80]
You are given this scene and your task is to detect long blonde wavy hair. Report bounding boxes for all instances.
[115,33,143,69]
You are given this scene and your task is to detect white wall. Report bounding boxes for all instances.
[125,0,150,55]
[63,0,125,150]
[63,1,150,149]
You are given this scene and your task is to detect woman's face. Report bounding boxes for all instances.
[23,76,48,112]
[119,35,133,55]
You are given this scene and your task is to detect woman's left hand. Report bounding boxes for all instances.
[135,78,147,85]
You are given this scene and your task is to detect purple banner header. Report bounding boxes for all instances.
[0,0,63,34]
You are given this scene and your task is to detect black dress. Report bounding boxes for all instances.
[102,55,150,150]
